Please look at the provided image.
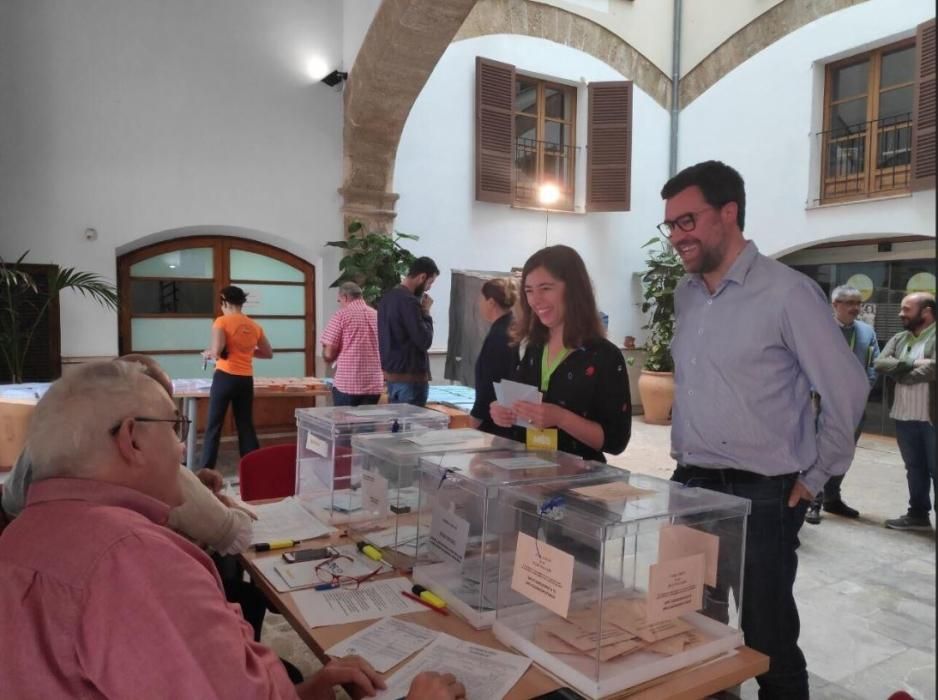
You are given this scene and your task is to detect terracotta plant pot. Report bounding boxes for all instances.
[638,370,674,425]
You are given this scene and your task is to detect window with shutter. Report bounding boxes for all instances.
[475,60,632,212]
[911,18,936,191]
[476,57,515,204]
[586,81,633,212]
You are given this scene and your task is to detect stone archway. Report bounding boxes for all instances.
[680,0,870,106]
[340,0,478,234]
[339,0,669,234]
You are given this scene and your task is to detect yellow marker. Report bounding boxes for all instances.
[412,585,447,608]
[358,542,383,561]
[253,539,300,552]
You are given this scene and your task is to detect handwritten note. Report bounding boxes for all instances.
[646,553,705,623]
[510,532,574,618]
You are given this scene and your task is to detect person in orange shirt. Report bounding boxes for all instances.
[200,286,274,469]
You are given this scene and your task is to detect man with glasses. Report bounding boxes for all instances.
[659,161,868,700]
[1,355,254,557]
[805,285,880,524]
[0,360,465,700]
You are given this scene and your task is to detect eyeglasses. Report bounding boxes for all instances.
[315,554,382,590]
[109,415,191,442]
[657,206,717,238]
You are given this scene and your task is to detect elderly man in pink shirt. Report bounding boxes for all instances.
[0,361,465,700]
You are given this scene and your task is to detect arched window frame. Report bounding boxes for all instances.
[117,236,316,376]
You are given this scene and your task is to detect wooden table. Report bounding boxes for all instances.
[174,378,331,469]
[241,536,769,700]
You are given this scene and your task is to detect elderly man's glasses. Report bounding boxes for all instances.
[109,416,191,442]
[315,554,382,590]
[657,206,717,238]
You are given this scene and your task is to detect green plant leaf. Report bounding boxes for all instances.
[325,240,350,249]
[347,221,363,234]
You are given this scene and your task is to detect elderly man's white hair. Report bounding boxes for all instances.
[831,285,862,303]
[28,360,166,481]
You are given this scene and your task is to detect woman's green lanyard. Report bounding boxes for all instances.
[541,346,570,392]
[900,322,936,360]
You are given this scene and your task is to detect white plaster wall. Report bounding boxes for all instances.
[393,34,671,354]
[0,0,345,361]
[678,0,936,258]
[343,0,383,74]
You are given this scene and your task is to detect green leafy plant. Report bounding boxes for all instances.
[638,236,684,373]
[325,221,419,306]
[1,252,119,383]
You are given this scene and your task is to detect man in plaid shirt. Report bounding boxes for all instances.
[321,282,385,406]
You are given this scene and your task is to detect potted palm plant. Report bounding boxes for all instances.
[1,252,119,384]
[325,221,418,306]
[636,236,684,424]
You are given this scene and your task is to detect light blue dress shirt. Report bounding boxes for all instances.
[670,241,869,495]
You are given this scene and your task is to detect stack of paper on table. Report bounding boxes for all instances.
[373,632,530,700]
[250,496,336,545]
[326,617,439,672]
[292,577,427,628]
[532,598,711,662]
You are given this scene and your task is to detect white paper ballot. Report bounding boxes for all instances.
[251,497,335,545]
[405,428,488,446]
[428,502,470,567]
[292,577,427,628]
[343,408,397,418]
[326,617,438,672]
[493,380,542,428]
[374,633,531,700]
[485,456,558,470]
[365,525,424,556]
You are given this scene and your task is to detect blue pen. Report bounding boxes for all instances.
[314,582,340,591]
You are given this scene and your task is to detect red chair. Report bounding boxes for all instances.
[238,444,297,501]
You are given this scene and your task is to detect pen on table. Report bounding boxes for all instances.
[401,590,449,616]
[314,582,340,591]
[356,541,384,562]
[253,540,301,552]
[412,584,447,609]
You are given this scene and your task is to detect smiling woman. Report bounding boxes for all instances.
[488,245,631,462]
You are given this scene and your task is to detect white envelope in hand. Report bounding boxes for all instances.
[493,379,542,428]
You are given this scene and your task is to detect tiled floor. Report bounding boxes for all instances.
[210,424,936,700]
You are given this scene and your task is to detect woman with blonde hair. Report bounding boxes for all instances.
[471,276,519,439]
[490,245,631,461]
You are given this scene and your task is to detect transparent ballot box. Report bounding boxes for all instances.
[412,450,617,629]
[345,428,525,569]
[491,471,750,699]
[294,404,449,521]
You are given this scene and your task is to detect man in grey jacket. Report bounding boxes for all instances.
[875,292,936,531]
[805,285,880,524]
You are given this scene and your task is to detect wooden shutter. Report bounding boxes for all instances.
[475,57,515,204]
[586,81,633,212]
[911,18,936,191]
